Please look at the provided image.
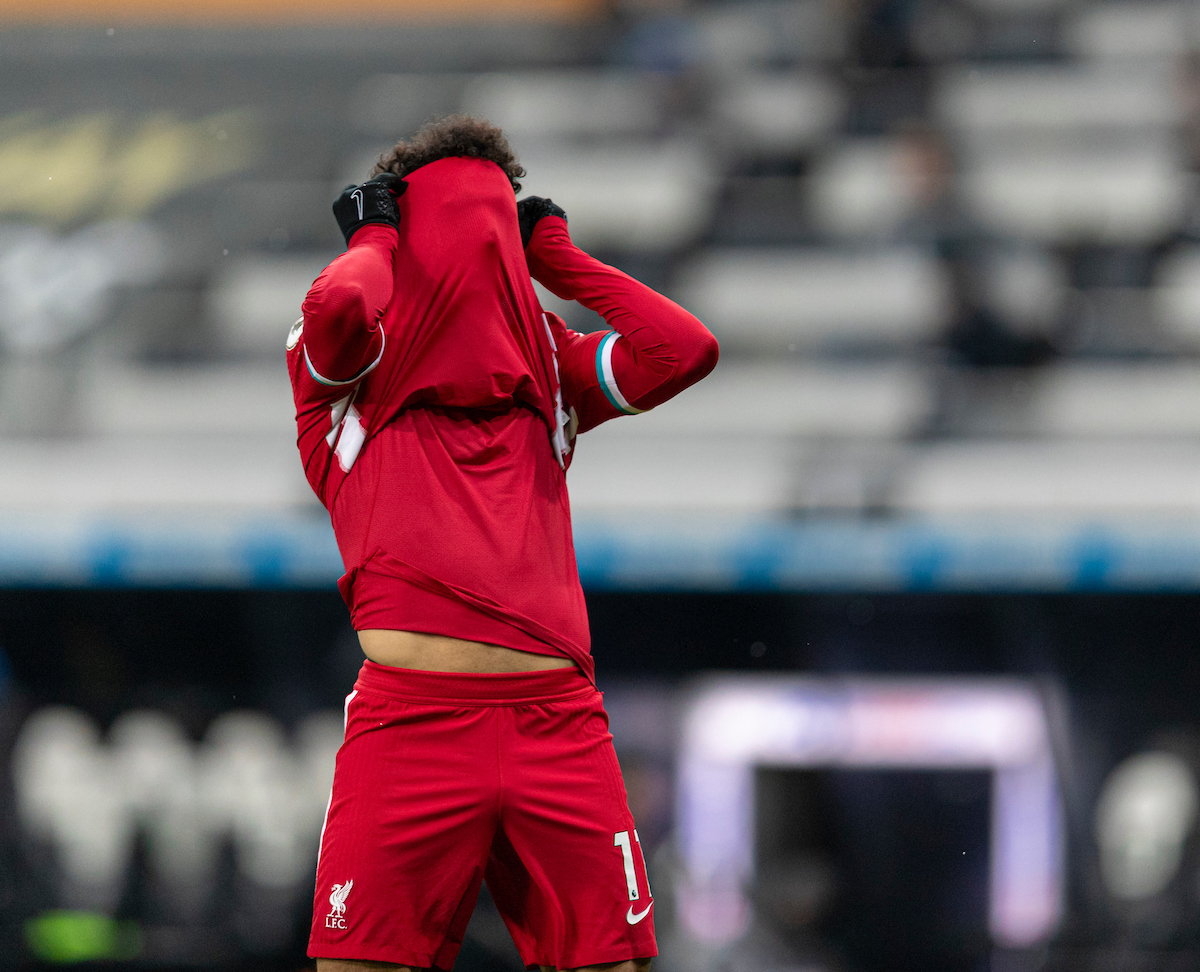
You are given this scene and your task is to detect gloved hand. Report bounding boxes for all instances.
[517,196,567,248]
[333,173,407,245]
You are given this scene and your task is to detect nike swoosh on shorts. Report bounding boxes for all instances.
[626,902,653,925]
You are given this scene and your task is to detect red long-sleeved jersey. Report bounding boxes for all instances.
[287,156,717,682]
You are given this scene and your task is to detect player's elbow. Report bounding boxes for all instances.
[678,326,720,385]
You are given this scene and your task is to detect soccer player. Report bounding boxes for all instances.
[287,115,718,972]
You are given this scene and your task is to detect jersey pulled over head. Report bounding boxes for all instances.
[363,117,566,456]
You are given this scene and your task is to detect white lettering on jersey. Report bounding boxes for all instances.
[542,314,573,468]
[326,393,366,474]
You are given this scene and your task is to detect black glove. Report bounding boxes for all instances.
[517,196,567,248]
[333,173,407,245]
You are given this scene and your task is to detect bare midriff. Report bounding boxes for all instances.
[358,629,576,673]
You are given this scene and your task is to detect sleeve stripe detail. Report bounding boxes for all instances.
[595,331,643,415]
[304,329,386,387]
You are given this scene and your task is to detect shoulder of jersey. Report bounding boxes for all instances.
[286,317,304,350]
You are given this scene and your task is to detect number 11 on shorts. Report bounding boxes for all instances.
[613,830,652,901]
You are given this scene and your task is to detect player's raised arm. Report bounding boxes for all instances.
[298,174,406,386]
[520,197,718,418]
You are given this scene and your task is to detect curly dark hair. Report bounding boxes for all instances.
[372,115,525,193]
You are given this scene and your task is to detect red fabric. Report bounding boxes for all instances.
[298,223,393,384]
[332,405,590,678]
[287,156,718,681]
[289,157,566,510]
[527,215,720,426]
[309,663,657,971]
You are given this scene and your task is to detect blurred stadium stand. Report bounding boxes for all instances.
[3,0,1200,594]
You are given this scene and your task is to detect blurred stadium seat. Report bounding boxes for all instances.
[611,361,932,438]
[959,139,1188,242]
[568,432,795,513]
[462,71,664,138]
[808,138,917,238]
[710,73,844,155]
[691,0,847,66]
[1064,2,1195,60]
[1030,364,1200,437]
[0,436,309,512]
[1154,245,1200,344]
[676,248,950,349]
[82,364,294,435]
[894,442,1200,513]
[208,255,331,356]
[518,140,716,252]
[937,64,1182,133]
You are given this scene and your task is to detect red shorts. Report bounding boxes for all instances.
[308,662,657,971]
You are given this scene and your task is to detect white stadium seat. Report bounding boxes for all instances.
[979,247,1068,333]
[600,361,932,439]
[81,364,295,436]
[1154,246,1200,345]
[208,255,332,356]
[937,65,1185,243]
[516,141,716,253]
[693,0,846,66]
[0,436,311,512]
[1030,364,1200,437]
[675,247,950,347]
[461,71,662,138]
[894,442,1200,514]
[958,141,1187,243]
[1064,3,1195,61]
[567,433,795,513]
[937,65,1182,134]
[808,139,916,237]
[711,73,844,154]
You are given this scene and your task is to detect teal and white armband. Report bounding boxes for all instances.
[594,331,643,415]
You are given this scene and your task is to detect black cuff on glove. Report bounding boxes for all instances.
[517,196,567,248]
[333,173,407,246]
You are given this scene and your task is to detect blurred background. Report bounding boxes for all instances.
[2,0,1200,969]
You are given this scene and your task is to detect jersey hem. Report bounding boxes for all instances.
[339,553,595,685]
[346,567,576,662]
[308,943,437,969]
[518,944,660,971]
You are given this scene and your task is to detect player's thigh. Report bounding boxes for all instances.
[317,960,423,971]
[311,690,498,968]
[539,961,653,972]
[492,694,657,970]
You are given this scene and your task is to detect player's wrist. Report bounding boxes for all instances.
[529,214,569,245]
[525,216,571,270]
[346,222,400,248]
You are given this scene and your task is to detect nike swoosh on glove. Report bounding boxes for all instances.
[517,196,567,248]
[333,172,407,246]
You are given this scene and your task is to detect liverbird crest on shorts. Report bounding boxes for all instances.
[325,879,353,929]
